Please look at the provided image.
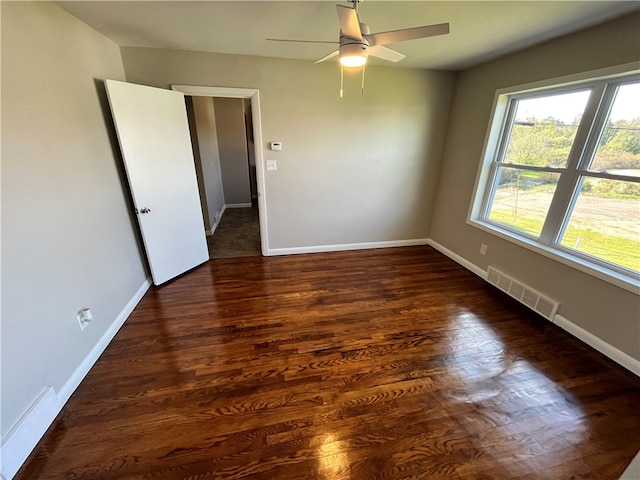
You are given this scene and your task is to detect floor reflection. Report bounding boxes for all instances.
[317,434,350,479]
[438,308,588,472]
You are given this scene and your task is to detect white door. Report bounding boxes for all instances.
[105,79,209,285]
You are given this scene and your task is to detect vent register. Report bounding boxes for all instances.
[486,266,559,321]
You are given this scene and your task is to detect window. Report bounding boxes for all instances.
[470,68,640,289]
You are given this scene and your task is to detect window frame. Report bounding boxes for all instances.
[468,63,640,294]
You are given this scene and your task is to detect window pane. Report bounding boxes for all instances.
[588,82,640,178]
[559,178,640,272]
[488,167,561,237]
[504,90,591,168]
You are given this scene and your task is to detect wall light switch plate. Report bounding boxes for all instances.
[266,160,277,171]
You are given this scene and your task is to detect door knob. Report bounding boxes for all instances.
[140,207,151,214]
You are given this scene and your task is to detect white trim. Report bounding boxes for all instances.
[171,85,269,256]
[426,239,488,280]
[553,314,640,377]
[172,85,258,98]
[0,278,151,480]
[225,203,252,208]
[494,61,640,98]
[0,388,57,480]
[214,204,228,235]
[206,204,229,236]
[267,238,428,256]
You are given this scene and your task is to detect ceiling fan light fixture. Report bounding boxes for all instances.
[339,42,368,67]
[340,54,367,67]
[267,2,451,83]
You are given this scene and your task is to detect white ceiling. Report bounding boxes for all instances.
[57,1,639,71]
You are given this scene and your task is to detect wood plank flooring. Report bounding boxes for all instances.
[14,246,640,479]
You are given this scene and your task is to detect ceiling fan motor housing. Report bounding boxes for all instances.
[339,23,370,61]
[339,39,369,58]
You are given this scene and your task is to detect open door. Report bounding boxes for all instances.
[105,79,209,285]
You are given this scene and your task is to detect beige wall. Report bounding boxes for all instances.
[1,2,148,438]
[189,96,226,229]
[120,48,457,249]
[431,12,640,361]
[213,98,252,205]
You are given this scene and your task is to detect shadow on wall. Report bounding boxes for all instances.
[95,78,148,272]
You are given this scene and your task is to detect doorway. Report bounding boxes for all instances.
[173,85,269,257]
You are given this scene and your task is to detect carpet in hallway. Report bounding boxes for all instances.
[208,207,261,259]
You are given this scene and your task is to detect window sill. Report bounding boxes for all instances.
[467,218,640,295]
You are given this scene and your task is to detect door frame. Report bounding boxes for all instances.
[172,85,269,256]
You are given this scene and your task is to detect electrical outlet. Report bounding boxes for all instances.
[480,244,488,255]
[77,307,93,330]
[266,160,277,171]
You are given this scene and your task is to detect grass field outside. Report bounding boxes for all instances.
[489,189,640,272]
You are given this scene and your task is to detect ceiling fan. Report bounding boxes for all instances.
[267,0,450,69]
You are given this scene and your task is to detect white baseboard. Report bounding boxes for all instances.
[0,387,57,480]
[553,314,640,376]
[206,205,227,236]
[0,277,152,480]
[267,238,429,256]
[226,203,252,209]
[426,239,488,279]
[205,219,218,236]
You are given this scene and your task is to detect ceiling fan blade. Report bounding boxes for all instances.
[336,4,362,40]
[368,45,406,63]
[314,49,340,64]
[368,23,450,46]
[266,38,337,45]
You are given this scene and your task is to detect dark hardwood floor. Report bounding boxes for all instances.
[15,246,640,479]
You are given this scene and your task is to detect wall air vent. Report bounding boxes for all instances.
[486,266,559,321]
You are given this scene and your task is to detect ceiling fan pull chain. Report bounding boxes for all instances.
[340,65,344,98]
[361,64,366,95]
